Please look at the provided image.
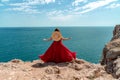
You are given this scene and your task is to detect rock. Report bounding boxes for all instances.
[113,58,120,78]
[68,63,82,71]
[74,59,85,64]
[0,59,115,80]
[112,25,120,40]
[106,47,120,60]
[101,39,120,65]
[45,67,54,74]
[44,66,61,74]
[72,76,81,80]
[52,66,60,74]
[116,68,120,78]
[93,68,102,78]
[10,59,23,63]
[55,74,63,79]
[41,75,52,80]
[101,25,120,79]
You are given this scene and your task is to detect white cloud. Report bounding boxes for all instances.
[8,0,55,14]
[74,6,81,11]
[23,8,41,14]
[23,0,55,5]
[44,0,55,4]
[106,3,120,8]
[72,0,87,6]
[1,0,9,2]
[49,15,73,21]
[47,10,63,16]
[47,9,80,23]
[74,0,117,14]
[7,5,30,11]
[7,5,41,14]
[9,3,26,6]
[3,0,119,15]
[47,10,73,21]
[9,0,55,7]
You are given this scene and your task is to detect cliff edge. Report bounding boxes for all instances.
[101,25,120,79]
[0,59,115,80]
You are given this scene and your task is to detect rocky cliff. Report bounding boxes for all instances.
[101,25,120,79]
[0,59,115,80]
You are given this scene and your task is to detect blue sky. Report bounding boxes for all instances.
[0,0,120,27]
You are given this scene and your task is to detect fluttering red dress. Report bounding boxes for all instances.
[39,39,76,63]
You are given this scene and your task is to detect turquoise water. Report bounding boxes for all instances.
[0,27,114,63]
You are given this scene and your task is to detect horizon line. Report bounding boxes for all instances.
[0,25,116,27]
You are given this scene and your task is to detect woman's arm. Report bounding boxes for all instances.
[43,37,52,41]
[62,37,72,40]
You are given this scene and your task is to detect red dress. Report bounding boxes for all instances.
[39,39,76,63]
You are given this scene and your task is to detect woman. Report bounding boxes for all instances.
[39,28,76,63]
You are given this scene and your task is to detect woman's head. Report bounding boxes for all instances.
[54,28,60,32]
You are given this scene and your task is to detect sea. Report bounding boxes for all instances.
[0,27,114,63]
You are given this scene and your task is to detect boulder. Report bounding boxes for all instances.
[112,25,120,40]
[113,58,120,78]
[101,39,120,65]
[106,47,120,60]
[101,25,120,79]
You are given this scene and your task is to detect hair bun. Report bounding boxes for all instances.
[52,31,62,41]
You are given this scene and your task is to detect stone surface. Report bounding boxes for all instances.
[112,25,120,40]
[106,47,120,60]
[0,59,116,80]
[101,24,120,79]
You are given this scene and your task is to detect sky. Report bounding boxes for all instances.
[0,0,120,27]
